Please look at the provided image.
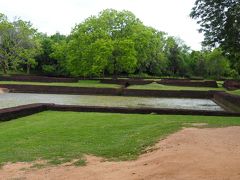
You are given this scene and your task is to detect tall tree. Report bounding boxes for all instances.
[0,13,13,74]
[189,51,208,77]
[190,0,240,74]
[165,37,190,76]
[64,9,140,77]
[205,48,231,78]
[36,32,67,76]
[132,25,167,75]
[0,14,40,74]
[108,39,136,77]
[14,20,41,74]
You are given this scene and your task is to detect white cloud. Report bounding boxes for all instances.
[0,0,204,50]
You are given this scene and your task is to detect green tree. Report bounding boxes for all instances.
[14,20,41,74]
[64,9,140,77]
[65,38,113,77]
[0,14,40,74]
[36,32,67,76]
[190,0,240,75]
[165,37,190,77]
[189,51,208,77]
[205,49,231,78]
[0,13,13,74]
[132,25,167,75]
[108,39,136,77]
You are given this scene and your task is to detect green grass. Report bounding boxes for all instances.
[0,79,232,92]
[0,71,27,76]
[0,80,121,88]
[0,111,239,166]
[128,82,225,91]
[228,89,240,96]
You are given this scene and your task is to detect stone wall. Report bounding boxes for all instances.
[100,79,218,88]
[1,103,240,122]
[158,80,218,87]
[0,75,78,82]
[214,92,240,112]
[100,79,153,86]
[0,103,49,121]
[49,104,240,117]
[123,89,220,98]
[0,84,122,95]
[223,80,240,90]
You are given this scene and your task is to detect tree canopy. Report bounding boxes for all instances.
[190,0,240,74]
[0,8,238,79]
[64,9,141,77]
[0,14,41,74]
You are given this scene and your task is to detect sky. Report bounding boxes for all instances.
[0,0,204,50]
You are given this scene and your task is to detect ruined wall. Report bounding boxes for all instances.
[0,75,78,82]
[0,103,240,122]
[223,80,240,90]
[158,80,218,88]
[0,84,122,95]
[214,92,240,112]
[123,89,220,98]
[0,103,49,122]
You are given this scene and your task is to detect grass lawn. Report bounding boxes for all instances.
[0,80,233,92]
[0,111,239,166]
[228,89,240,96]
[128,82,225,91]
[0,80,121,89]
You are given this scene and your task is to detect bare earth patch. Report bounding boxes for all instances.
[0,88,9,94]
[1,126,240,180]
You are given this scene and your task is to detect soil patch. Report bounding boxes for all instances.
[0,88,9,94]
[1,126,240,180]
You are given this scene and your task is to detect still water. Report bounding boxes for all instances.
[0,93,224,111]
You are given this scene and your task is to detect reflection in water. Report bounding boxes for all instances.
[0,93,224,111]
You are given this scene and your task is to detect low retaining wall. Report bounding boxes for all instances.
[81,77,205,80]
[100,79,153,86]
[0,84,222,98]
[0,103,49,122]
[128,77,204,80]
[0,75,78,82]
[123,89,221,98]
[49,104,240,117]
[100,79,218,88]
[223,80,240,90]
[214,92,240,112]
[0,103,240,122]
[158,80,218,88]
[0,84,122,95]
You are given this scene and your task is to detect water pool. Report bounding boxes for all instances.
[0,93,224,111]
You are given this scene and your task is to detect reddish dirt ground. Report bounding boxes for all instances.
[0,88,8,94]
[1,126,240,180]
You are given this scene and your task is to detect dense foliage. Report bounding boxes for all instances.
[190,0,240,75]
[0,9,238,79]
[0,13,41,74]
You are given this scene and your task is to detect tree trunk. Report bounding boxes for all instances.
[113,59,117,80]
[27,64,30,74]
[1,60,8,75]
[102,71,105,78]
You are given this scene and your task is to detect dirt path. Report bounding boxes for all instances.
[1,126,240,180]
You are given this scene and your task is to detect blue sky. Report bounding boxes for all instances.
[0,0,204,50]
